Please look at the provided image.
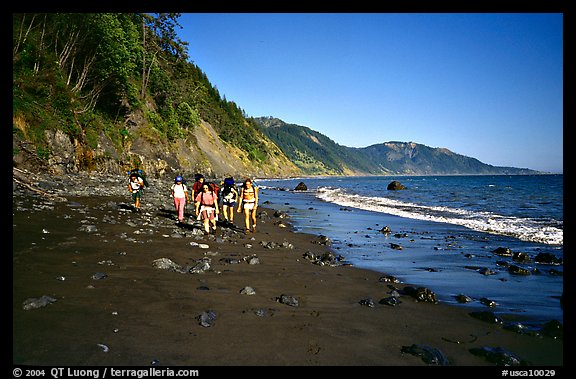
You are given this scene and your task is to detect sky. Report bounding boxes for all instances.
[176,13,563,173]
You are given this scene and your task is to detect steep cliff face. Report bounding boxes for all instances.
[12,111,301,180]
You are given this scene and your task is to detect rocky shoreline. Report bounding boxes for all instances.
[13,169,563,366]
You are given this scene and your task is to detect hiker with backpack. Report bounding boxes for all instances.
[127,172,145,212]
[195,182,219,235]
[220,177,238,224]
[237,178,259,233]
[191,173,205,200]
[170,175,190,223]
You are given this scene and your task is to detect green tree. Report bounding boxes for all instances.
[177,102,200,129]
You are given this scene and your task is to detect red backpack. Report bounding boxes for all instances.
[207,182,219,196]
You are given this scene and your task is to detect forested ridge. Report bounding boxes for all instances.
[12,13,297,178]
[255,117,542,175]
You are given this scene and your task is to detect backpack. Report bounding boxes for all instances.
[128,169,149,188]
[221,177,236,200]
[206,182,219,196]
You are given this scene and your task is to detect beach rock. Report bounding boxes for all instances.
[22,295,57,310]
[219,257,242,264]
[478,267,497,276]
[534,252,563,265]
[303,251,316,261]
[198,310,217,327]
[245,255,260,265]
[189,260,210,274]
[91,272,108,280]
[312,235,332,246]
[379,226,391,234]
[508,265,531,275]
[273,210,288,219]
[303,251,345,266]
[390,243,403,250]
[248,308,275,317]
[401,344,449,365]
[512,252,531,263]
[503,322,540,337]
[260,241,277,249]
[403,286,438,303]
[277,294,299,307]
[78,224,98,233]
[469,311,504,325]
[539,320,563,339]
[240,286,256,295]
[359,298,375,307]
[96,343,110,353]
[480,297,498,307]
[379,296,401,306]
[469,346,527,366]
[454,294,473,303]
[492,247,513,257]
[387,181,406,190]
[548,268,563,276]
[378,275,400,283]
[153,258,182,272]
[294,182,308,191]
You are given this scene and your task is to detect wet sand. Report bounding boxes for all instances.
[13,181,563,367]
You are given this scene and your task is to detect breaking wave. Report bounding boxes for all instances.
[316,187,563,246]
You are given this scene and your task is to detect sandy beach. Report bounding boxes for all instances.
[12,173,563,367]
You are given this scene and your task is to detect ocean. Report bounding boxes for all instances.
[257,174,563,329]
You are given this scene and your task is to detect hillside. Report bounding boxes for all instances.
[254,117,375,175]
[255,117,541,176]
[12,13,300,180]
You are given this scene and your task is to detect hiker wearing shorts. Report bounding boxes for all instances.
[220,177,238,224]
[127,173,144,211]
[237,178,259,233]
[195,183,219,234]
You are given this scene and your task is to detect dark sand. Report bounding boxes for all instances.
[13,189,563,367]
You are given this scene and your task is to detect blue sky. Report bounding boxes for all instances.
[176,13,563,173]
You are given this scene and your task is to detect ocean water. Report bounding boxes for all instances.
[257,175,563,329]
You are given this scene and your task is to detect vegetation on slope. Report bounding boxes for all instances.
[12,13,287,176]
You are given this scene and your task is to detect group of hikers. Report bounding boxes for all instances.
[127,170,259,235]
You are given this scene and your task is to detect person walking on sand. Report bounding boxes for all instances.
[195,182,219,234]
[127,173,144,212]
[171,176,190,223]
[237,178,259,233]
[220,177,238,224]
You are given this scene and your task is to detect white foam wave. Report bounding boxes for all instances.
[316,187,563,246]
